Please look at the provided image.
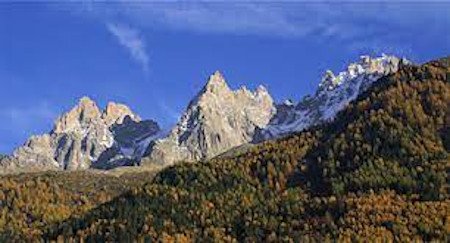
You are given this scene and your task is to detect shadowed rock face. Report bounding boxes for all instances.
[93,117,161,170]
[0,97,160,173]
[144,71,275,165]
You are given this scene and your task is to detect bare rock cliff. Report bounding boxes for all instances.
[145,71,274,165]
[0,97,160,173]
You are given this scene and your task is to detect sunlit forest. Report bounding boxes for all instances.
[0,57,449,241]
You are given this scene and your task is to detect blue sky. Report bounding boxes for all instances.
[0,1,449,153]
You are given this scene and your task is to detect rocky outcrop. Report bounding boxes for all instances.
[144,71,274,165]
[255,54,410,141]
[102,102,141,126]
[0,97,160,173]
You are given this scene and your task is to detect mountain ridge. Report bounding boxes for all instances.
[255,54,410,141]
[0,97,160,173]
[0,54,416,173]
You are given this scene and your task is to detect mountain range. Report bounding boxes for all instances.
[0,54,409,173]
[0,55,448,241]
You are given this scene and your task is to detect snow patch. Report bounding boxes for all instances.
[260,54,409,140]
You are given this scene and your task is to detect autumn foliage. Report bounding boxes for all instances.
[0,57,449,241]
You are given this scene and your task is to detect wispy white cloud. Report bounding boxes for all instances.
[66,2,355,39]
[103,2,447,53]
[116,3,323,38]
[54,1,450,58]
[107,22,149,73]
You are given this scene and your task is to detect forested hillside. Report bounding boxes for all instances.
[0,57,449,241]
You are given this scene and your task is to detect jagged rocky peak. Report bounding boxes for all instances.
[102,101,141,126]
[53,96,141,127]
[257,54,409,140]
[54,96,102,133]
[54,97,142,134]
[1,96,160,173]
[144,71,275,165]
[318,54,405,92]
[203,70,230,93]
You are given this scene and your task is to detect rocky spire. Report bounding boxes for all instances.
[53,96,102,134]
[144,71,275,165]
[203,70,230,94]
[102,102,141,126]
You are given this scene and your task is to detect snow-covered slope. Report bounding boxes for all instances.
[256,54,410,140]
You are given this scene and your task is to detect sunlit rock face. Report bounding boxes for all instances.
[145,71,275,165]
[0,97,160,173]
